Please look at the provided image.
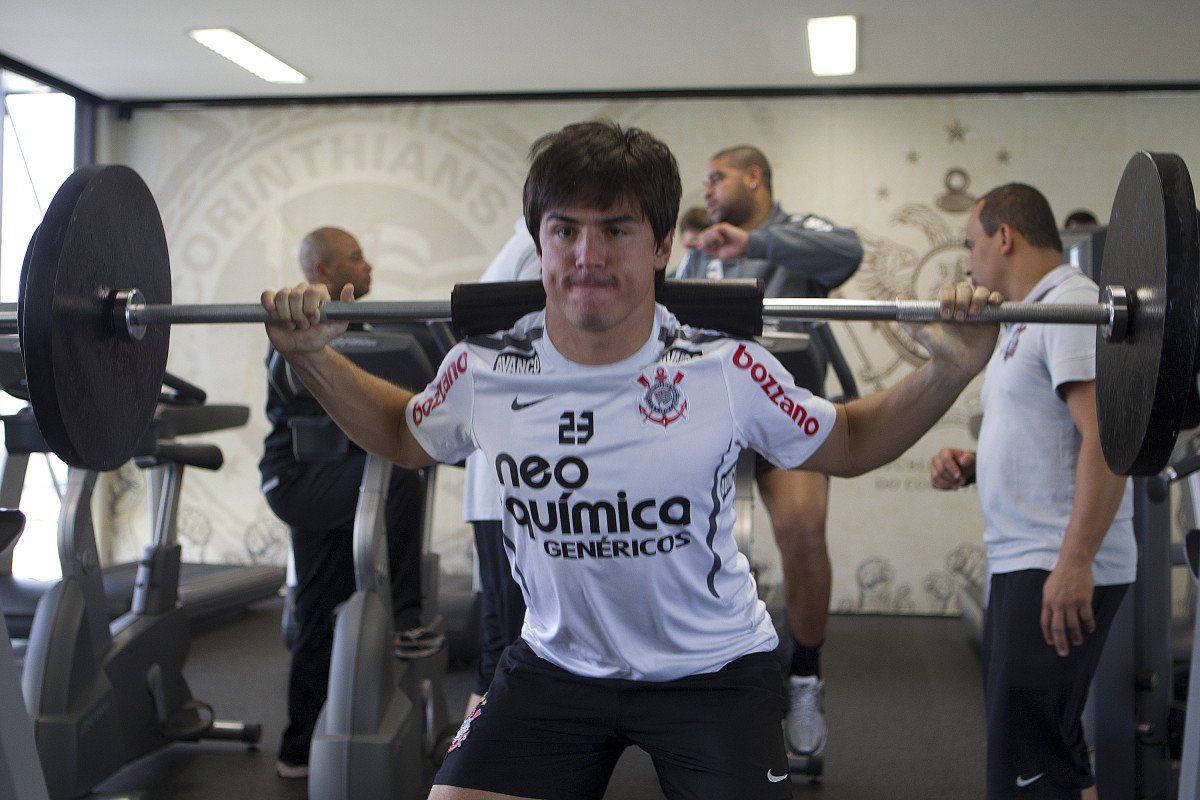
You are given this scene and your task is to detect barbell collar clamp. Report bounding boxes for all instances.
[1101,285,1130,343]
[109,288,147,342]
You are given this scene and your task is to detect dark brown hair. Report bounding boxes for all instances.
[524,120,682,251]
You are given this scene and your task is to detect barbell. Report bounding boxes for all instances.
[11,151,1200,476]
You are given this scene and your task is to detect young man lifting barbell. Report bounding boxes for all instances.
[261,119,1001,800]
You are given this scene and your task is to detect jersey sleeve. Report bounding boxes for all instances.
[406,342,479,464]
[1044,281,1099,392]
[721,338,837,469]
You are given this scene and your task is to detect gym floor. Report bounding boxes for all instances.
[90,596,986,799]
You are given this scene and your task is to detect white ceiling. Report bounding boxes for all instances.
[0,0,1198,102]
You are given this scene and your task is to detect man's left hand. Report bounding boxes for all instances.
[1041,565,1097,657]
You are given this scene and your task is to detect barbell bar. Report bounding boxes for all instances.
[0,290,1134,340]
[13,152,1200,476]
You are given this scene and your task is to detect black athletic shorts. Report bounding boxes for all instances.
[434,639,793,800]
[981,569,1129,799]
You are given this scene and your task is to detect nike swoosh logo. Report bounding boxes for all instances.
[511,395,553,411]
[1016,773,1044,788]
[767,770,788,783]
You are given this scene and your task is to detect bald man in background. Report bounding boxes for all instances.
[260,227,435,778]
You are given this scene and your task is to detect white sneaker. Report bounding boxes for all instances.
[785,675,827,756]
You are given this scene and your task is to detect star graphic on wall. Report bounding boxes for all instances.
[906,149,920,164]
[945,120,969,143]
[996,149,1012,165]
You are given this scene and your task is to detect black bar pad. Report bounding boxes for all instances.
[659,279,765,338]
[451,278,764,339]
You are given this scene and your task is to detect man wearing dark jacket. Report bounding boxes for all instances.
[677,146,862,760]
[260,227,430,778]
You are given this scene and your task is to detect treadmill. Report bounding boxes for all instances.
[0,336,283,639]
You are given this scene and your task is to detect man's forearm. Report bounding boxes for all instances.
[1058,381,1127,571]
[1059,434,1127,570]
[811,356,975,478]
[749,226,862,286]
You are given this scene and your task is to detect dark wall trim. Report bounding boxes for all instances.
[109,80,1200,118]
[2,50,1196,119]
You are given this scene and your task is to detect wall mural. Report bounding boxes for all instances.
[828,121,984,613]
[91,94,1200,615]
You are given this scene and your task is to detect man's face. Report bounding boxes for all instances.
[680,228,703,251]
[322,230,373,299]
[538,197,671,337]
[963,202,1002,293]
[702,156,756,227]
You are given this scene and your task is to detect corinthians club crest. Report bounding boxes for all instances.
[637,367,688,428]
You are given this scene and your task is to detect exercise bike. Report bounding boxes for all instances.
[278,326,456,800]
[19,390,261,799]
[0,509,50,800]
[0,348,283,640]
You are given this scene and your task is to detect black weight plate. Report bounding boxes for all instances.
[20,164,171,471]
[1097,152,1200,475]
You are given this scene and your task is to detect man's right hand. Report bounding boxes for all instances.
[696,222,750,260]
[906,282,1002,380]
[930,447,977,489]
[261,282,352,354]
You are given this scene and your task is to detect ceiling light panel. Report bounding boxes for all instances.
[188,29,307,84]
[807,15,858,77]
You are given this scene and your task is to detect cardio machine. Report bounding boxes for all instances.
[1110,431,1200,799]
[278,326,456,800]
[19,392,262,799]
[0,336,284,640]
[0,509,50,800]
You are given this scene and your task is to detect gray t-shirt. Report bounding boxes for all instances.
[976,265,1136,585]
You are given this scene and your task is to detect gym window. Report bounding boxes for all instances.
[0,66,85,579]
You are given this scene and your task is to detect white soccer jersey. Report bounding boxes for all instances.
[408,304,836,680]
